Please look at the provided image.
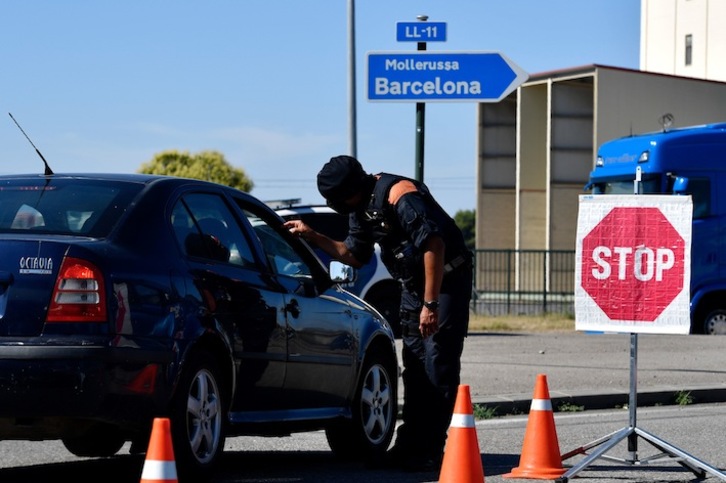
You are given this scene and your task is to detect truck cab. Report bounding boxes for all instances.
[587,122,726,334]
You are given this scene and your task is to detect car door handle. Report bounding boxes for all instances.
[284,299,300,318]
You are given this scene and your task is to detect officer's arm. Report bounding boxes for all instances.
[388,179,445,301]
[422,235,445,307]
[284,219,364,268]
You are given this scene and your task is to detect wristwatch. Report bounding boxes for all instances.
[424,300,439,311]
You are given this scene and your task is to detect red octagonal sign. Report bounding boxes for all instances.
[581,207,685,322]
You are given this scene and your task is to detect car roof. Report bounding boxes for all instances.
[0,172,260,195]
[0,172,164,183]
[273,204,335,217]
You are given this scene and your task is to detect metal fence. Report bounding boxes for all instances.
[471,249,576,317]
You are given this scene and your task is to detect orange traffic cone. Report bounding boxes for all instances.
[140,417,178,483]
[439,384,485,483]
[504,374,565,479]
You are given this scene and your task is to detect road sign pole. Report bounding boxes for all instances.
[414,15,427,183]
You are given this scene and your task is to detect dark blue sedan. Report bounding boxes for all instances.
[0,173,398,478]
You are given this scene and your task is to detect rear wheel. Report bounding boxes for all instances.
[325,348,397,462]
[170,352,226,477]
[62,424,126,457]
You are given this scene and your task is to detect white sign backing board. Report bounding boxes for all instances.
[575,195,692,335]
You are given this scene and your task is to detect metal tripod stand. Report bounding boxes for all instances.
[556,333,726,482]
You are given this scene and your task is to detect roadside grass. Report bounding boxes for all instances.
[675,390,694,406]
[468,312,575,332]
[466,313,578,420]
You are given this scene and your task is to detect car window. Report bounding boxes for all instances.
[173,194,256,267]
[245,211,312,278]
[297,212,350,241]
[0,179,141,236]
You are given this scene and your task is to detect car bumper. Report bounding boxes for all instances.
[0,344,174,436]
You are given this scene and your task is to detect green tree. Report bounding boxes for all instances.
[454,209,475,250]
[138,150,253,192]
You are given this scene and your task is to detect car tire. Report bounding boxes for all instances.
[170,351,226,477]
[62,423,126,457]
[325,347,397,462]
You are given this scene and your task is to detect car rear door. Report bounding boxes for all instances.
[172,193,288,412]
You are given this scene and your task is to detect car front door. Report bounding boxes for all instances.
[236,202,357,410]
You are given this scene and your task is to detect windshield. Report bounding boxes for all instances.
[0,178,143,236]
[592,178,661,195]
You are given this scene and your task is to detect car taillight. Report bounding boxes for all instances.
[46,257,107,322]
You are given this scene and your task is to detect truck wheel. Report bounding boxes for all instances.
[702,309,726,335]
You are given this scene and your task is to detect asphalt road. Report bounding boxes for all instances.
[457,331,726,414]
[2,404,725,482]
[1,331,725,482]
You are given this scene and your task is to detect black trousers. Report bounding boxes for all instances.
[394,266,472,458]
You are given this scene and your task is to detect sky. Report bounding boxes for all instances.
[0,1,640,215]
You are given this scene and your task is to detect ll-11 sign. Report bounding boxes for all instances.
[396,22,447,42]
[367,51,528,102]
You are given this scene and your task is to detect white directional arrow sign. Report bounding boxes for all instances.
[367,51,528,102]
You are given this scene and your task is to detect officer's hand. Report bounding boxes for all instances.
[284,220,312,240]
[419,307,439,338]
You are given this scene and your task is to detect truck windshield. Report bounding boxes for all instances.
[593,178,660,195]
[592,177,710,219]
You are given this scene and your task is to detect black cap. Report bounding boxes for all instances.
[317,155,367,203]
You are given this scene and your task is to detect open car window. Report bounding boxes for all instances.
[245,213,312,278]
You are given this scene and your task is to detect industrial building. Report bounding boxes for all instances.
[473,0,726,301]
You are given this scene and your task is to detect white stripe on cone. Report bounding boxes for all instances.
[530,398,552,411]
[449,413,476,428]
[141,459,178,480]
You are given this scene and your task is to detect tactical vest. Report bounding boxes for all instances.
[360,173,422,293]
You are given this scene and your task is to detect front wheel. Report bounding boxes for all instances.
[325,348,397,461]
[702,309,726,335]
[170,352,226,478]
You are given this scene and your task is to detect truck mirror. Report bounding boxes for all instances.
[673,177,689,194]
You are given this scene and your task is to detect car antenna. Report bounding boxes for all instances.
[8,113,54,175]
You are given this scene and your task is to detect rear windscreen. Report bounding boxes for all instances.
[0,179,143,236]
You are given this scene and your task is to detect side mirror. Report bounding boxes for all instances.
[673,176,689,194]
[329,261,355,283]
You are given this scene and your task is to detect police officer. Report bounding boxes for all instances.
[284,155,472,472]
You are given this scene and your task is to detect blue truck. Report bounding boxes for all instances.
[586,122,726,334]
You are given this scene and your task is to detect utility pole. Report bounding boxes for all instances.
[414,14,427,182]
[348,0,357,158]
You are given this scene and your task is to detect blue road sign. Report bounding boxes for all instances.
[396,22,447,42]
[367,51,528,102]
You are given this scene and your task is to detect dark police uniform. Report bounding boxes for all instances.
[343,173,473,468]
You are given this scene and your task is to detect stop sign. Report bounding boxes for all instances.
[581,207,686,322]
